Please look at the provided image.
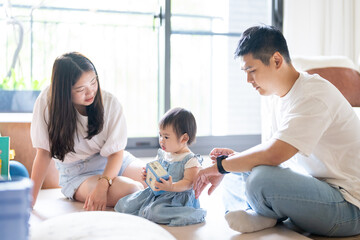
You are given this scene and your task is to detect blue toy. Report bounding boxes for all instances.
[10,161,29,178]
[145,160,169,196]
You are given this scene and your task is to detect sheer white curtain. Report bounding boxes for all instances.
[283,0,360,67]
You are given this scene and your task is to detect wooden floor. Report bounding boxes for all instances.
[30,188,360,240]
[29,156,360,240]
[282,220,360,240]
[312,236,360,240]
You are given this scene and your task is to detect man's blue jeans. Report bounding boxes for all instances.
[222,165,360,237]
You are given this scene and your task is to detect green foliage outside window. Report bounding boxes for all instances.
[0,69,47,91]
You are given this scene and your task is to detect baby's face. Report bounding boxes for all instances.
[158,125,186,154]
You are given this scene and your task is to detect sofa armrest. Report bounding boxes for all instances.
[292,56,360,107]
[306,67,360,107]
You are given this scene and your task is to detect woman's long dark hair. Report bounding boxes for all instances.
[48,52,104,161]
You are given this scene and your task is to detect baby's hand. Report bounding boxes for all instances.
[154,176,173,192]
[141,167,147,181]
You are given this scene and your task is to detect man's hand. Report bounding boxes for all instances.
[209,148,236,163]
[193,164,225,199]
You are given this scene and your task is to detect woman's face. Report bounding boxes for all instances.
[71,71,98,115]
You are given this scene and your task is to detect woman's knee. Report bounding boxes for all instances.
[107,177,144,206]
[122,160,147,188]
[116,176,144,195]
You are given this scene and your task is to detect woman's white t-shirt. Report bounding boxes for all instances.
[266,72,360,208]
[31,86,127,163]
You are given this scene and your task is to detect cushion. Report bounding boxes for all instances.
[292,56,358,72]
[307,67,360,107]
[30,211,176,240]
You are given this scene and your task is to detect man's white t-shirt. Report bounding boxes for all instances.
[31,86,127,163]
[266,72,360,209]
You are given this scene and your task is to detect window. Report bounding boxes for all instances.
[171,0,271,136]
[1,0,272,156]
[1,0,159,137]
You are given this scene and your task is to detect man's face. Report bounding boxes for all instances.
[240,53,276,96]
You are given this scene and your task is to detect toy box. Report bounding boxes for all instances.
[0,136,10,180]
[0,177,33,240]
[145,160,169,196]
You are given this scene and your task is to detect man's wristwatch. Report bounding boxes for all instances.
[98,175,113,186]
[216,155,229,174]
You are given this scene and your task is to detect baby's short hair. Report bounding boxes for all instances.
[159,107,197,145]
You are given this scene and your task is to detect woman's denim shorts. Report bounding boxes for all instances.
[55,151,135,199]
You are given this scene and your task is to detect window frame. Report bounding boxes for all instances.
[0,0,283,157]
[128,0,281,156]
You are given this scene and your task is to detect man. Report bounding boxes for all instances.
[193,25,360,236]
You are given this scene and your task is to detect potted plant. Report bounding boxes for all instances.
[0,69,47,113]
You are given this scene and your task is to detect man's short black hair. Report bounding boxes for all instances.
[235,25,291,65]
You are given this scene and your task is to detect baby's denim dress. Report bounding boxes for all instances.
[115,149,206,226]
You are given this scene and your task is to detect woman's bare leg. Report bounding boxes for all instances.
[122,159,147,188]
[74,174,144,207]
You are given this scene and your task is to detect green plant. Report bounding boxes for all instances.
[31,78,47,90]
[0,76,11,90]
[0,69,47,91]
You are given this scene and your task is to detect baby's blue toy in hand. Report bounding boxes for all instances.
[145,160,169,196]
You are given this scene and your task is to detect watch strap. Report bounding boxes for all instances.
[216,155,229,174]
[98,176,112,186]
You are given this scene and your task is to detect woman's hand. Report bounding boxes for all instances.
[83,180,109,211]
[154,176,173,192]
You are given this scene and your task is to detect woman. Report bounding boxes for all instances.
[31,52,145,211]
